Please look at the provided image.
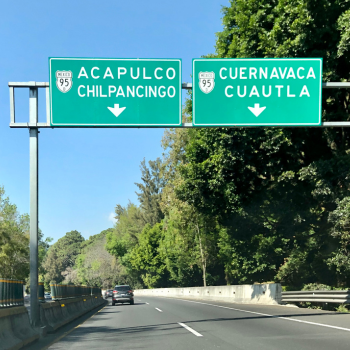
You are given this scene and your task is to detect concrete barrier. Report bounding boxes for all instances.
[135,283,282,305]
[0,295,105,349]
[40,296,106,333]
[0,306,39,350]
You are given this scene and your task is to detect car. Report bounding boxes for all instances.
[44,292,52,300]
[112,285,134,306]
[104,289,114,299]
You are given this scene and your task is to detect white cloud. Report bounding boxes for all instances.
[108,212,117,224]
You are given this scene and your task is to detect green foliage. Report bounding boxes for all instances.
[106,203,143,257]
[160,208,203,287]
[105,202,146,288]
[175,0,350,290]
[135,158,164,226]
[128,223,168,288]
[327,197,350,278]
[336,304,350,313]
[0,186,29,280]
[302,283,332,291]
[73,233,124,288]
[38,232,53,283]
[43,230,84,284]
[14,0,350,292]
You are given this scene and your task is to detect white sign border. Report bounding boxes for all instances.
[50,58,182,127]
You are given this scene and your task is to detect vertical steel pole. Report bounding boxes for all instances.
[29,87,39,326]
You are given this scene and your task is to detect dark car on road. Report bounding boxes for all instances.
[112,285,134,305]
[104,289,113,299]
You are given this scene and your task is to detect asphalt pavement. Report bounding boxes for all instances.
[36,296,350,350]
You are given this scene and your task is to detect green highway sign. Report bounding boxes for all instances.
[192,58,323,126]
[49,58,182,127]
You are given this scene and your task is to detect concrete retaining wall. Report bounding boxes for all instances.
[0,306,39,350]
[40,296,106,333]
[135,283,282,305]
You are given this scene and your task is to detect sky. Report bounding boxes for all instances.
[0,0,227,242]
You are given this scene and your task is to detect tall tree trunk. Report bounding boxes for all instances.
[197,224,207,287]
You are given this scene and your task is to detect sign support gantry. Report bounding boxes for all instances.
[7,79,350,327]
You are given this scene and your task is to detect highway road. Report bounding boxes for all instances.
[39,296,350,349]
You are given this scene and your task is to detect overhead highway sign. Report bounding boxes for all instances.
[49,58,182,127]
[192,58,323,127]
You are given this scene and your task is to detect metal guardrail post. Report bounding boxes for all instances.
[6,279,10,307]
[18,280,24,306]
[38,282,44,303]
[0,279,4,307]
[50,283,56,300]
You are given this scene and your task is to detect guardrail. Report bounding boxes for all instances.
[0,279,24,307]
[50,284,101,300]
[282,290,350,304]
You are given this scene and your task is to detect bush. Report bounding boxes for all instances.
[302,283,332,291]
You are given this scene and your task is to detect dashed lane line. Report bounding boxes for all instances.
[178,322,203,337]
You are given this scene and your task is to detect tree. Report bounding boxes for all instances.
[327,197,350,284]
[73,235,124,288]
[0,186,30,280]
[161,127,225,287]
[106,202,145,288]
[135,158,164,226]
[128,223,168,288]
[39,230,53,276]
[176,0,350,288]
[43,230,84,283]
[106,202,144,258]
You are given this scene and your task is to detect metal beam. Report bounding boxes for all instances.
[8,82,49,87]
[182,83,192,89]
[7,81,350,129]
[322,82,350,88]
[8,81,350,89]
[29,87,40,327]
[9,121,350,128]
[321,122,350,127]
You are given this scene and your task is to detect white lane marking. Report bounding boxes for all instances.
[178,322,203,337]
[146,302,149,305]
[169,298,350,333]
[155,307,163,312]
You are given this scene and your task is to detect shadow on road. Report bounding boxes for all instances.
[46,307,350,346]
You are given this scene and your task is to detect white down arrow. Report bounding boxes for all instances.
[248,103,266,117]
[107,104,126,117]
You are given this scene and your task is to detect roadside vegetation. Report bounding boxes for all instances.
[1,1,350,301]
